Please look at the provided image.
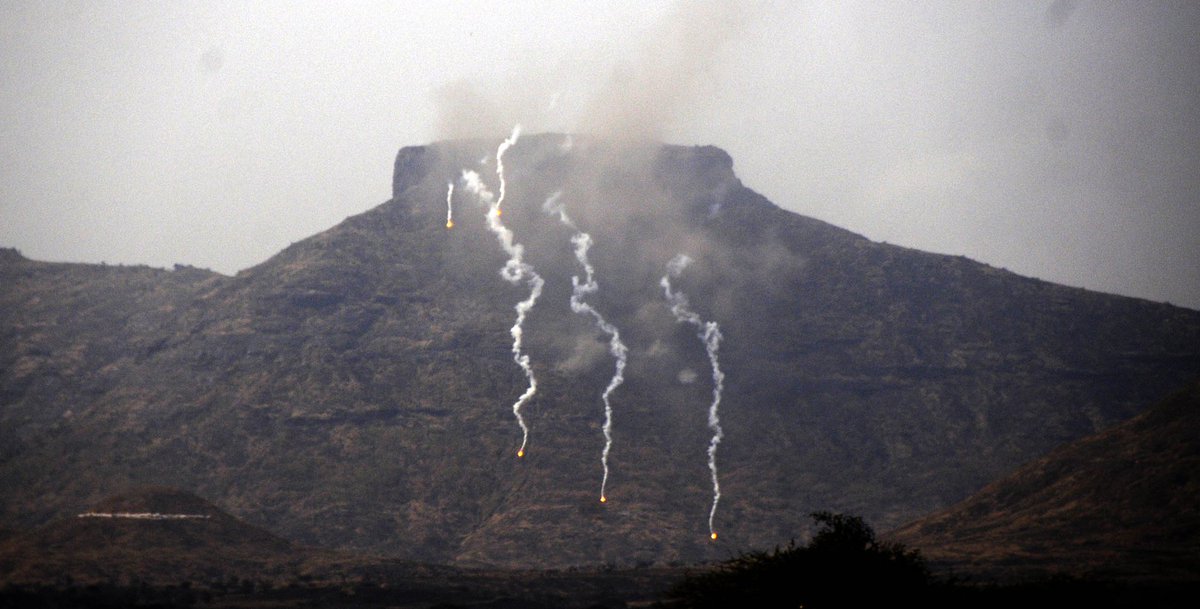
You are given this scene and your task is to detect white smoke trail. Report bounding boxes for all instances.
[495,125,520,214]
[445,182,455,229]
[661,254,725,540]
[543,193,628,503]
[461,126,543,458]
[77,512,211,520]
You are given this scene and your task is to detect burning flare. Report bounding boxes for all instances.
[460,126,543,458]
[445,182,455,229]
[544,192,629,503]
[661,254,726,540]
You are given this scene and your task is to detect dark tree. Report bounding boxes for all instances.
[666,512,930,608]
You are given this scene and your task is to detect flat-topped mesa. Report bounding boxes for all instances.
[390,135,750,230]
[652,144,736,191]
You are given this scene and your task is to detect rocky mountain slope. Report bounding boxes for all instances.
[2,134,1198,567]
[891,377,1200,583]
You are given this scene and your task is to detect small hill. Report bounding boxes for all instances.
[0,486,298,586]
[891,379,1200,582]
[0,486,686,608]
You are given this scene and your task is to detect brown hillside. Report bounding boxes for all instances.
[891,379,1200,582]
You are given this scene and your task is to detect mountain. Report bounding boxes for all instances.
[890,377,1200,583]
[2,134,1198,568]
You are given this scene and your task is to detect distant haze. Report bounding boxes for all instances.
[2,1,1197,308]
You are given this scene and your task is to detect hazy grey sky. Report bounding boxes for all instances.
[2,1,1197,308]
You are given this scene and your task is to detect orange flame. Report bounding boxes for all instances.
[600,496,607,503]
[445,220,454,229]
[710,532,718,541]
[517,449,524,458]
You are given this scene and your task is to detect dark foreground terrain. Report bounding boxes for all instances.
[4,575,1199,609]
[0,568,677,609]
[3,535,1196,609]
[2,488,1196,608]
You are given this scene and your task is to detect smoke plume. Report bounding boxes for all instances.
[432,1,760,142]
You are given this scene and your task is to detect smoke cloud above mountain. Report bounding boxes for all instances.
[575,1,758,141]
[433,1,761,142]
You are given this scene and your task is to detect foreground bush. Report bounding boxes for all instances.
[666,512,930,608]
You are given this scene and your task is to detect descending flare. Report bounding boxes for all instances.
[544,193,629,503]
[445,182,454,229]
[460,126,542,458]
[661,254,726,540]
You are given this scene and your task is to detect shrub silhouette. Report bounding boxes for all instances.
[667,512,930,608]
